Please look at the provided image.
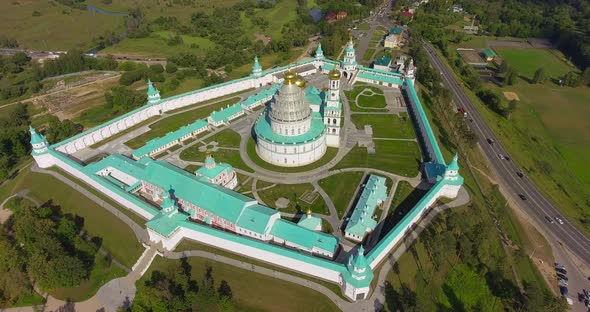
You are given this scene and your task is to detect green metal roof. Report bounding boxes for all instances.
[345,175,387,237]
[242,84,281,107]
[297,214,322,231]
[389,27,403,35]
[236,204,278,234]
[374,56,392,67]
[254,111,326,145]
[132,119,208,158]
[405,78,446,165]
[147,79,159,96]
[315,43,324,58]
[29,126,46,145]
[305,86,324,106]
[146,211,187,237]
[447,153,459,171]
[195,156,233,180]
[342,245,373,288]
[252,56,262,71]
[357,71,403,85]
[270,219,338,252]
[210,102,244,123]
[482,49,497,58]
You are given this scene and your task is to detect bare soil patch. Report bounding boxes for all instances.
[503,91,520,101]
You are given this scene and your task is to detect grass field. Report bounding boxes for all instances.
[0,168,143,267]
[345,85,389,112]
[495,48,573,80]
[334,140,421,177]
[379,181,427,238]
[351,113,416,139]
[258,183,328,214]
[0,1,123,50]
[318,172,365,218]
[100,31,216,58]
[124,97,240,149]
[142,257,339,311]
[179,130,254,173]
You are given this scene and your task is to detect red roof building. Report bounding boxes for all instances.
[337,11,347,20]
[401,11,414,17]
[325,12,337,22]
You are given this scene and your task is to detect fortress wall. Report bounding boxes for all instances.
[153,226,344,284]
[49,152,156,220]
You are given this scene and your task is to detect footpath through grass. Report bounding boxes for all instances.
[258,183,329,215]
[180,130,253,173]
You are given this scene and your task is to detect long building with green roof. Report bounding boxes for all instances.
[344,175,388,242]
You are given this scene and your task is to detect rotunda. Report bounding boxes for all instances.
[253,70,327,167]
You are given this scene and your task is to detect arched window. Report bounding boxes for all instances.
[332,118,337,124]
[332,128,336,133]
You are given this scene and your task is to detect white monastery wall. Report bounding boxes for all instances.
[159,226,343,283]
[256,134,327,167]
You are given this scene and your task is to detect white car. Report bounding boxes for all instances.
[498,154,505,160]
[554,217,564,225]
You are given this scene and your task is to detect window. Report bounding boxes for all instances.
[333,118,336,124]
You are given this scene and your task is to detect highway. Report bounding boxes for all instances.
[423,44,590,307]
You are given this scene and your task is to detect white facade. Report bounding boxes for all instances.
[256,135,327,167]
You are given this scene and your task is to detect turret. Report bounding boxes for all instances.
[147,79,161,105]
[341,245,374,301]
[204,154,216,169]
[29,125,53,168]
[251,55,262,78]
[315,43,324,60]
[444,153,460,180]
[328,69,341,103]
[341,37,358,73]
[441,153,464,198]
[160,188,178,214]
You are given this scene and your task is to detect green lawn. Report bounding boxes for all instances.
[258,183,329,215]
[101,36,209,58]
[379,181,427,239]
[246,137,339,173]
[2,168,143,268]
[0,1,123,50]
[345,85,388,112]
[334,140,421,177]
[318,172,365,218]
[495,48,573,80]
[351,113,416,139]
[207,129,243,147]
[143,257,339,311]
[124,97,240,149]
[363,48,376,62]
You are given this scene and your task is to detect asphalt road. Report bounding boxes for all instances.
[423,42,590,303]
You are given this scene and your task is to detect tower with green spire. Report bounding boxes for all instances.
[441,153,464,197]
[341,36,358,74]
[251,56,262,78]
[147,79,161,105]
[315,43,324,60]
[341,245,374,300]
[159,188,178,214]
[29,125,54,168]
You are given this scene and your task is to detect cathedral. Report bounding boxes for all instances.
[253,68,343,167]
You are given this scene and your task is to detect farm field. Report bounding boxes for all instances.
[0,1,124,50]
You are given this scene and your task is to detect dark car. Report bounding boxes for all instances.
[487,138,494,144]
[545,216,555,224]
[516,172,524,178]
[557,273,568,281]
[560,286,568,297]
[518,194,527,200]
[557,268,568,275]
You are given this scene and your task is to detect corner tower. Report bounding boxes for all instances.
[441,153,464,198]
[315,43,324,60]
[251,55,262,78]
[29,126,54,168]
[324,69,342,147]
[147,79,161,105]
[341,245,374,301]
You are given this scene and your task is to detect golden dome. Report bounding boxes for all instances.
[306,209,312,216]
[294,75,306,88]
[328,69,341,80]
[284,69,297,84]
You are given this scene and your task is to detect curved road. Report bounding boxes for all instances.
[423,43,590,264]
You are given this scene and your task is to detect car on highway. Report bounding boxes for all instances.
[487,138,494,145]
[554,217,564,225]
[516,171,524,178]
[518,194,527,201]
[545,216,555,224]
[498,153,505,160]
[504,156,510,161]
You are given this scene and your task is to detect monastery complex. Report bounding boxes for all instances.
[29,39,463,301]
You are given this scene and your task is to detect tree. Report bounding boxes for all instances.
[532,68,545,84]
[504,68,517,86]
[562,71,581,87]
[165,63,178,74]
[582,67,590,86]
